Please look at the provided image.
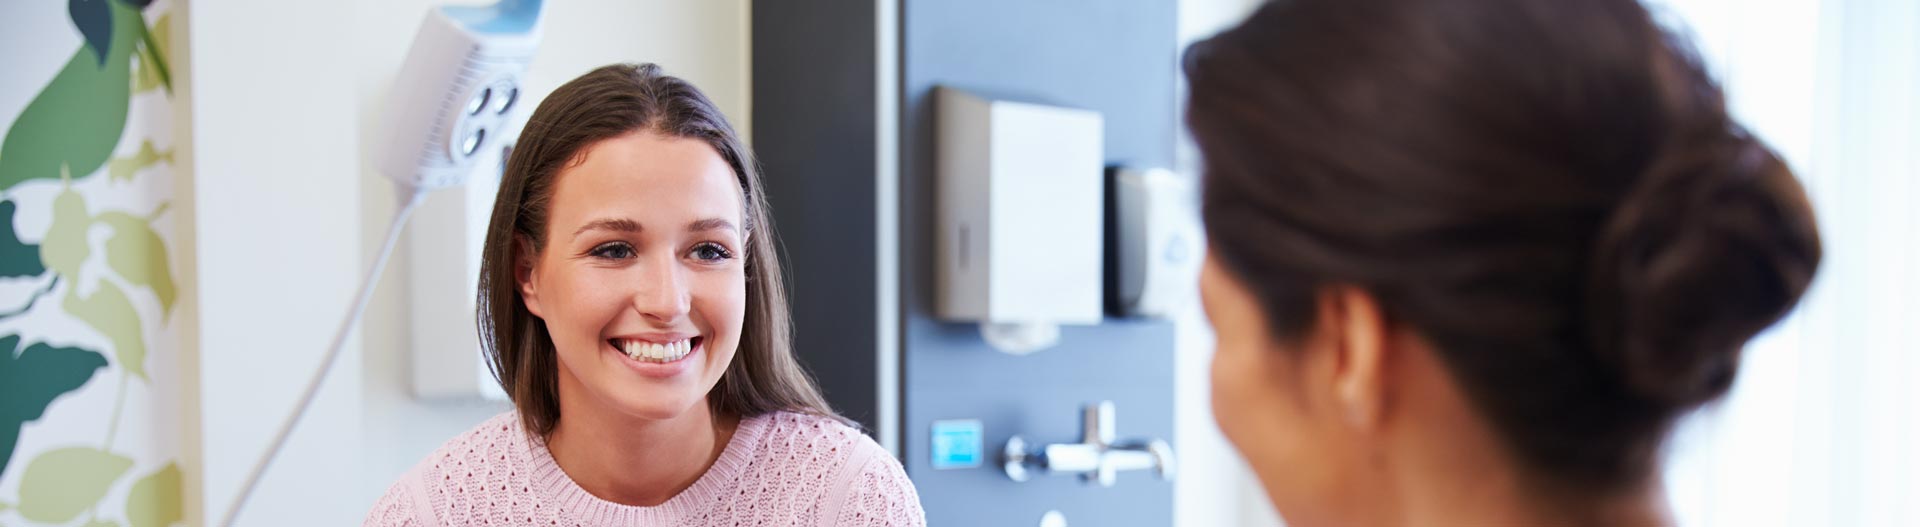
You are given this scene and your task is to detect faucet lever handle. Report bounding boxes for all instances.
[1085,400,1115,446]
[1003,401,1177,486]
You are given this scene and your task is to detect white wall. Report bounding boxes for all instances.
[186,1,366,525]
[352,0,752,513]
[1172,1,1281,527]
[1653,0,1920,525]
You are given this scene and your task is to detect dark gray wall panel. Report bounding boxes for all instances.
[901,0,1179,524]
[751,0,883,432]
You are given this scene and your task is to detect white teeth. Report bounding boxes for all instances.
[617,339,693,363]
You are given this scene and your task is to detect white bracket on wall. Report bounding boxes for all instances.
[406,146,511,400]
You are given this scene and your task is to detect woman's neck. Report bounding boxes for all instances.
[1382,341,1675,527]
[545,393,740,507]
[1391,458,1675,527]
[1375,409,1674,527]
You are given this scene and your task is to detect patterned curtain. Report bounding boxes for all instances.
[0,0,184,525]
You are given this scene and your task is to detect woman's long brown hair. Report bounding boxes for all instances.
[477,63,837,439]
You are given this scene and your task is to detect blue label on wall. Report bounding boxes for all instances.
[930,419,984,469]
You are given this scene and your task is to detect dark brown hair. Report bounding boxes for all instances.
[477,63,837,439]
[1185,0,1821,491]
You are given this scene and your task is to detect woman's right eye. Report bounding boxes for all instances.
[588,241,635,260]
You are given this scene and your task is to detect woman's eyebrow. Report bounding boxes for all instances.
[687,218,737,234]
[571,218,640,240]
[570,218,735,239]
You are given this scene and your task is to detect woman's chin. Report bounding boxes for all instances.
[608,393,706,422]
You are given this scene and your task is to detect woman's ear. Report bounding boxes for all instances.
[515,235,545,318]
[1323,285,1391,432]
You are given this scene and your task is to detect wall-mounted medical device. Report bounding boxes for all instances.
[1109,167,1202,318]
[378,0,545,399]
[935,87,1105,354]
[378,0,544,191]
[218,2,544,525]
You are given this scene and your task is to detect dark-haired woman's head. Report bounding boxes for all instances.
[1186,0,1820,524]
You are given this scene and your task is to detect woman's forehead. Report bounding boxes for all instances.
[546,132,744,230]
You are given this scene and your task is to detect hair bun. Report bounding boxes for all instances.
[1585,130,1822,407]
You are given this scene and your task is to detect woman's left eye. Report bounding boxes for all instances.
[588,241,636,260]
[690,242,734,262]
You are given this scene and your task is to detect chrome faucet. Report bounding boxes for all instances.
[1003,401,1176,486]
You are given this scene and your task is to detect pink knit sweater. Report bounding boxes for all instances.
[364,411,925,526]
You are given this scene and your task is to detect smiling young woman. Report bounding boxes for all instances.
[363,63,925,527]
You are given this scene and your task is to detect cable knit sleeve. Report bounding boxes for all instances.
[833,451,927,527]
[362,480,420,527]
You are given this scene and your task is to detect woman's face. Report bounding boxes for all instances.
[519,131,747,422]
[1200,251,1367,527]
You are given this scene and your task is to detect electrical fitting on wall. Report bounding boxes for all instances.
[216,1,545,525]
[935,87,1105,354]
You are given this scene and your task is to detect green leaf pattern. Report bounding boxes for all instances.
[96,211,176,316]
[124,463,181,527]
[0,0,139,190]
[36,188,171,381]
[17,447,132,523]
[38,187,92,280]
[0,201,44,278]
[0,336,108,477]
[62,280,147,381]
[2,0,184,523]
[131,14,173,95]
[106,141,171,183]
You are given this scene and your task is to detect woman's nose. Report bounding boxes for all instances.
[630,255,691,322]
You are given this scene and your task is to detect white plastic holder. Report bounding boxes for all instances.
[980,322,1062,355]
[1113,167,1202,319]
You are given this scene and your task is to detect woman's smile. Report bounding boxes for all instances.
[610,335,702,363]
[605,334,707,379]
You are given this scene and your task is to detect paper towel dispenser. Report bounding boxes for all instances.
[934,87,1105,354]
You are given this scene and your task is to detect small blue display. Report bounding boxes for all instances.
[930,419,984,469]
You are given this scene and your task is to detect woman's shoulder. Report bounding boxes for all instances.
[745,411,883,463]
[364,412,529,526]
[739,411,924,525]
[413,412,528,474]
